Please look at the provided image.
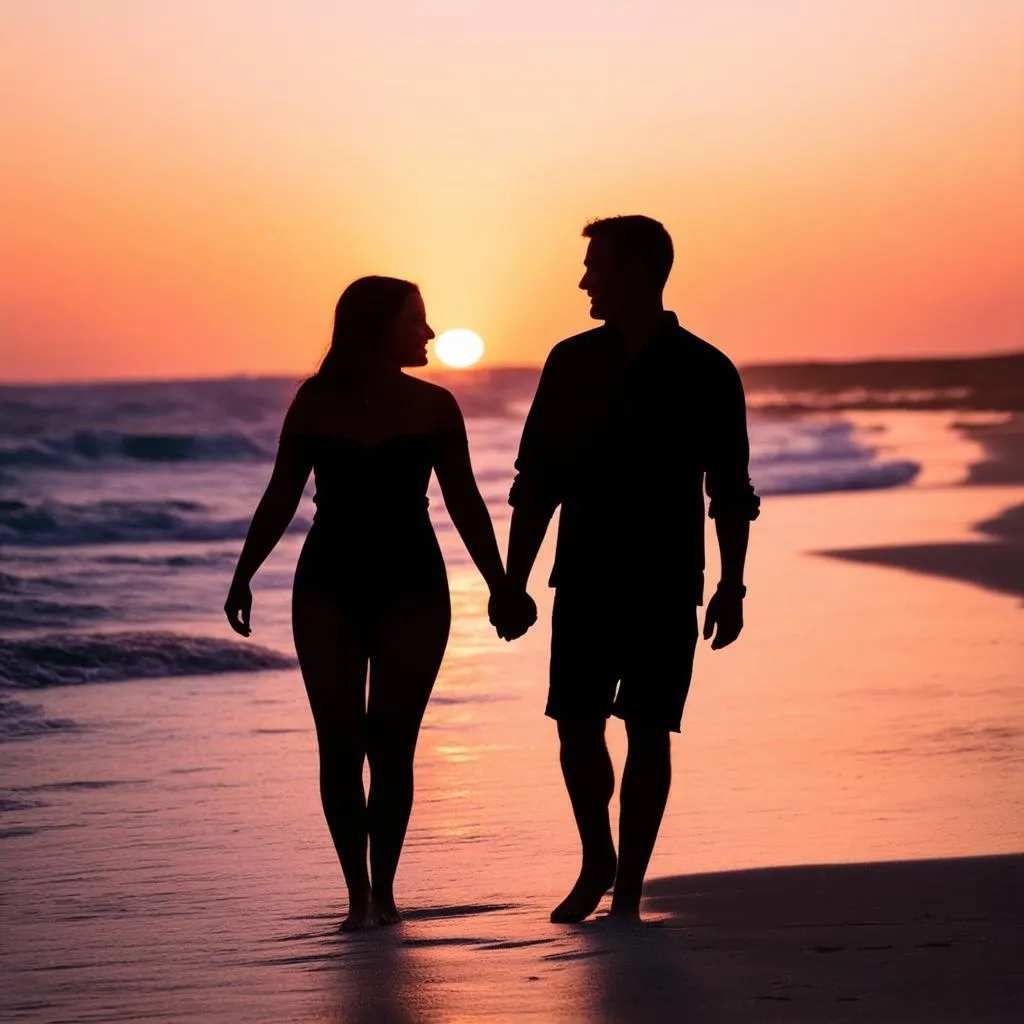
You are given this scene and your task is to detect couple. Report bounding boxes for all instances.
[225,215,760,932]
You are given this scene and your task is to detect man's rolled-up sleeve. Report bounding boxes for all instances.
[508,349,564,515]
[704,358,761,521]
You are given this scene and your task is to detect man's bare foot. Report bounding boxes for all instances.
[340,892,378,933]
[604,905,644,927]
[608,894,641,920]
[374,891,402,926]
[550,855,617,924]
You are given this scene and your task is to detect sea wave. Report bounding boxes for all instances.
[0,596,111,631]
[755,459,919,495]
[0,429,272,468]
[0,498,308,547]
[750,420,920,495]
[0,571,28,593]
[0,631,296,689]
[95,551,241,569]
[0,694,77,744]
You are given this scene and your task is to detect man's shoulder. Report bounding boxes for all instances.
[672,323,741,379]
[546,326,610,365]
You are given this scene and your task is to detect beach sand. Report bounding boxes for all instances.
[2,416,1022,1022]
[623,854,1023,1023]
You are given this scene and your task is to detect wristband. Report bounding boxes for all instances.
[716,581,747,598]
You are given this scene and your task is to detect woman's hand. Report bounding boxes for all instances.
[488,582,538,642]
[224,579,253,637]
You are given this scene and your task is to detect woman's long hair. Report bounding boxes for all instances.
[316,276,419,384]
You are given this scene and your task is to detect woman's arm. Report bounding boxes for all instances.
[225,396,315,636]
[231,439,312,583]
[431,390,505,592]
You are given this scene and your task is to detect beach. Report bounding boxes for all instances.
[6,0,1023,1016]
[2,377,1022,1022]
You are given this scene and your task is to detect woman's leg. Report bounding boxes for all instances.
[366,590,451,923]
[292,590,374,931]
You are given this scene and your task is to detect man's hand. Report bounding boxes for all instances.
[488,583,538,642]
[702,587,744,650]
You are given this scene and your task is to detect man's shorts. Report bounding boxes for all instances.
[546,586,699,733]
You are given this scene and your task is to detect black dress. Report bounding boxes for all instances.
[292,433,449,619]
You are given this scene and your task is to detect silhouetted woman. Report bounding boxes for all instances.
[224,277,507,930]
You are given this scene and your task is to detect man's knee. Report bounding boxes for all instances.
[557,716,607,747]
[624,719,671,756]
[557,719,611,784]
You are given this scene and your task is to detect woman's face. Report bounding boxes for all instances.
[383,290,435,368]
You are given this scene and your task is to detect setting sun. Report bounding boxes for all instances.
[434,329,485,369]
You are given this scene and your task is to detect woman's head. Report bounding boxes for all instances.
[317,276,434,380]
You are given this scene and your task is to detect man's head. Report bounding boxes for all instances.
[579,215,674,322]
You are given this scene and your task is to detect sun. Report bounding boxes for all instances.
[434,328,484,368]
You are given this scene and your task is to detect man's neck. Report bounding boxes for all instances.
[608,304,666,355]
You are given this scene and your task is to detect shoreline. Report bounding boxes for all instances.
[3,400,1022,1022]
[634,422,1024,1022]
[819,414,1024,602]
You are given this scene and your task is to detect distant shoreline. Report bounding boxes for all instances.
[740,350,1024,413]
[2,349,1022,404]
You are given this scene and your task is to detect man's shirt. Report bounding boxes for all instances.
[509,312,760,603]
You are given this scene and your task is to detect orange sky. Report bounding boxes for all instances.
[1,1,1022,381]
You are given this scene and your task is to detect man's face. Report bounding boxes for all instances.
[579,237,627,322]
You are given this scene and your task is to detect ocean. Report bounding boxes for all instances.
[2,362,1021,1022]
[0,370,924,718]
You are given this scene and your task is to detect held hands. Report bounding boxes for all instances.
[702,584,745,650]
[224,578,253,637]
[488,581,537,642]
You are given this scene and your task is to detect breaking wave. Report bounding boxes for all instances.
[0,631,296,689]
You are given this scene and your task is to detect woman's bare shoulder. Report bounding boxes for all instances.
[281,377,328,436]
[399,375,461,422]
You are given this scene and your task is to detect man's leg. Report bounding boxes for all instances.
[550,717,618,923]
[610,720,672,918]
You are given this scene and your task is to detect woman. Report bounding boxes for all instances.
[225,276,521,930]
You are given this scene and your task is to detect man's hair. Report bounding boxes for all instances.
[582,215,674,290]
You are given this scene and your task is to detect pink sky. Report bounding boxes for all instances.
[1,0,1021,380]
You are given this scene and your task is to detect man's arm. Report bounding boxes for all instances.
[493,349,565,637]
[714,514,750,591]
[505,505,554,592]
[703,355,760,649]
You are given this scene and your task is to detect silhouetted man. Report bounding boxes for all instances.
[500,215,760,922]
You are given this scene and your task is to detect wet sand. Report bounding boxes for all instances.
[2,415,1022,1021]
[213,854,1024,1024]
[637,854,1023,1023]
[822,414,1024,601]
[963,414,1024,486]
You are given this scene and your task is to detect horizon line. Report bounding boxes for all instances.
[1,347,1022,389]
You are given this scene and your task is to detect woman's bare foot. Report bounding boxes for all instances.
[340,891,378,932]
[550,852,617,924]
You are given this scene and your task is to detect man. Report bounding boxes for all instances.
[492,215,760,923]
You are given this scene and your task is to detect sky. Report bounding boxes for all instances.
[1,0,1022,381]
